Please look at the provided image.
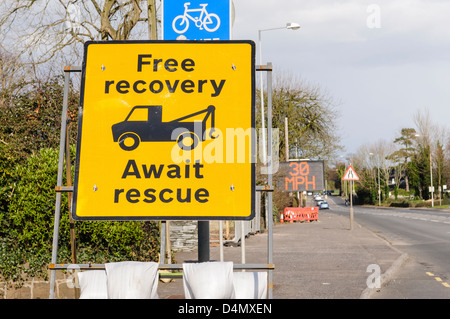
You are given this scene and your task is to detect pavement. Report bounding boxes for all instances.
[157,196,406,299]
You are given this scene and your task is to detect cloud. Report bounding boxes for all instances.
[234,0,450,68]
[231,0,450,154]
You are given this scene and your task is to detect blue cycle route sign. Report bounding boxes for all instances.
[162,0,232,40]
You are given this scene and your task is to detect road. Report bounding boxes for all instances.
[326,196,450,298]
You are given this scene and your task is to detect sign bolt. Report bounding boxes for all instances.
[230,184,235,191]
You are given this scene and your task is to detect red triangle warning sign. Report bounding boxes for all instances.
[342,165,359,181]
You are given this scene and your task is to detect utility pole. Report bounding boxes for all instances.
[147,0,158,40]
[430,143,434,207]
[285,117,289,161]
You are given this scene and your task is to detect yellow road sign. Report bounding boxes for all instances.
[73,40,255,220]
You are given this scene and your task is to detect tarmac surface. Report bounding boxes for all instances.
[158,201,405,299]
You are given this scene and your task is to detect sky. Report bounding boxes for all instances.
[4,0,449,158]
[229,0,450,157]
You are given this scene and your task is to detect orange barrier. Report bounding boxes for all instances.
[282,207,318,223]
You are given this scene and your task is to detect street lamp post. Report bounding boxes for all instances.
[377,163,381,206]
[430,143,434,207]
[258,22,300,163]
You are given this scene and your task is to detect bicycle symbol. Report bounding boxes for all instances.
[172,2,220,34]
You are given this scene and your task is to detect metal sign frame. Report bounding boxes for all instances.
[49,61,275,299]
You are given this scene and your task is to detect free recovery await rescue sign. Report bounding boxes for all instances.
[72,40,255,220]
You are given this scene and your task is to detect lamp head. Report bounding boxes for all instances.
[286,22,301,30]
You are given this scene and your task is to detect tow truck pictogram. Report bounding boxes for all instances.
[111,105,217,151]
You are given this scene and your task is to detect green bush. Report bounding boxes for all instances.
[0,143,16,232]
[0,76,78,160]
[0,76,160,285]
[355,187,374,205]
[0,148,160,284]
[388,200,410,207]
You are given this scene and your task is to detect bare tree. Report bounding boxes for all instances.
[0,48,28,94]
[0,0,159,71]
[351,144,375,190]
[268,74,343,161]
[412,108,450,201]
[352,139,396,201]
[374,140,395,196]
[413,109,434,147]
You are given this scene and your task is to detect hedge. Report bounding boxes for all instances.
[0,147,160,284]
